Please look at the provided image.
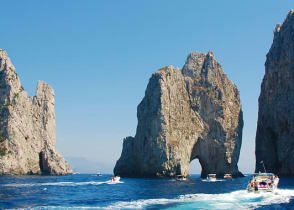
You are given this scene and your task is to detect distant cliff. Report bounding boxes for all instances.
[255,10,294,176]
[114,51,243,178]
[0,49,72,175]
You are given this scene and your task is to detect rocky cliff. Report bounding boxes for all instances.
[0,49,72,175]
[114,51,243,178]
[255,10,294,176]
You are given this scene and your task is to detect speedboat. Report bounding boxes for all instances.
[247,173,279,193]
[207,174,217,182]
[224,174,232,179]
[175,175,187,181]
[97,172,102,176]
[110,176,120,183]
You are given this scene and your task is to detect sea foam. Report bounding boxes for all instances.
[3,181,111,187]
[30,189,294,210]
[104,189,294,209]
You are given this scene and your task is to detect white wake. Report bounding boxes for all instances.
[104,189,294,209]
[3,180,123,187]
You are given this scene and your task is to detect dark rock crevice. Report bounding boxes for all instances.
[39,152,44,172]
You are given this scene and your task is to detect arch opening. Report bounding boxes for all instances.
[189,158,202,176]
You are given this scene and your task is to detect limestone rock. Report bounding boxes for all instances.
[255,10,294,176]
[114,52,243,178]
[0,49,72,175]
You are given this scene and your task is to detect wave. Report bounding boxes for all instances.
[25,190,294,210]
[104,189,294,209]
[201,179,225,182]
[5,185,294,209]
[3,180,123,187]
[105,180,124,185]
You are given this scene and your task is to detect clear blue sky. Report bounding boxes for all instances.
[1,1,293,173]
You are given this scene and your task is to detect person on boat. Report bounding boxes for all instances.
[254,181,258,191]
[269,182,272,188]
[250,180,254,188]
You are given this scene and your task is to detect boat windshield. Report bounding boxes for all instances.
[253,173,274,177]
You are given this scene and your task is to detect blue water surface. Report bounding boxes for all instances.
[0,174,294,209]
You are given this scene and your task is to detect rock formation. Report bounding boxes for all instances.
[255,10,294,176]
[0,49,72,175]
[114,51,243,178]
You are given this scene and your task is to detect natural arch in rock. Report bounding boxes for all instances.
[189,157,201,175]
[114,52,243,178]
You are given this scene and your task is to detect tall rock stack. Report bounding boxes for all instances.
[114,51,243,178]
[255,10,294,176]
[0,49,72,175]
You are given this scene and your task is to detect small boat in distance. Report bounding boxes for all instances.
[247,172,279,193]
[224,174,232,179]
[97,172,102,176]
[110,176,120,183]
[175,175,187,181]
[207,174,217,182]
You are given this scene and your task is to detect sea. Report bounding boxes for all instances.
[1,174,294,209]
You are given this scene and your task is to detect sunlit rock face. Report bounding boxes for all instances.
[114,51,243,178]
[255,10,294,176]
[0,49,72,175]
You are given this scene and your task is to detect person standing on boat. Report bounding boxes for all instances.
[250,180,254,188]
[254,181,258,191]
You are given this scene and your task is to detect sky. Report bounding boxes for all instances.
[1,1,293,174]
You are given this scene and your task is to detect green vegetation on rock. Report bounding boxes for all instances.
[0,147,6,157]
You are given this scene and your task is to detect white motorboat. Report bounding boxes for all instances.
[110,176,120,183]
[247,172,279,193]
[224,174,232,179]
[207,174,217,182]
[175,175,187,181]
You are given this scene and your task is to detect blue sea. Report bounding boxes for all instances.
[1,174,294,209]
